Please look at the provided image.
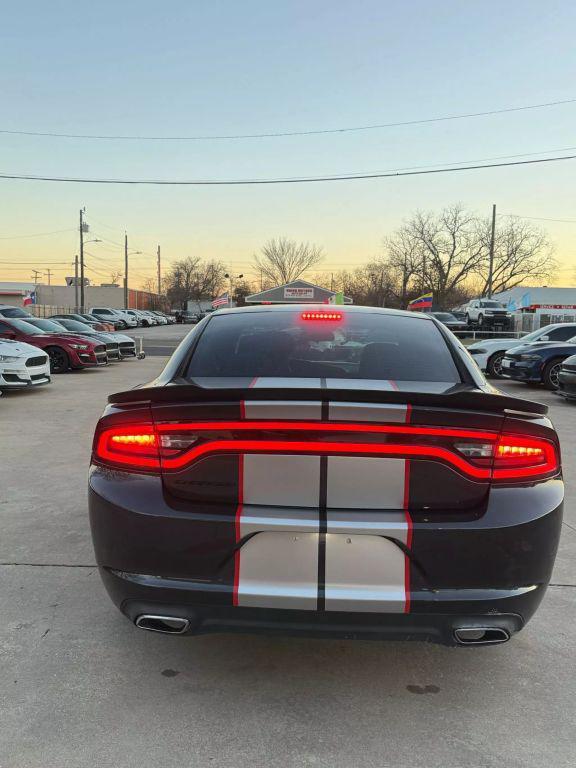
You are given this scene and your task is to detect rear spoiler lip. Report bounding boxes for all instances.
[107,383,548,416]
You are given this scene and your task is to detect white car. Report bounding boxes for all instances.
[115,309,140,328]
[0,338,51,391]
[467,322,576,377]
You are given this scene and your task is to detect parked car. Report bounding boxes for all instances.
[465,299,512,329]
[114,310,139,328]
[24,318,122,362]
[0,304,34,319]
[150,311,169,325]
[140,310,160,325]
[88,308,130,330]
[426,312,468,334]
[500,335,576,389]
[557,355,576,400]
[0,317,107,373]
[51,313,116,333]
[52,317,136,359]
[0,338,51,391]
[89,305,562,646]
[467,323,576,378]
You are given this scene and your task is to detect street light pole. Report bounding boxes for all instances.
[74,255,79,310]
[124,233,129,309]
[487,203,496,298]
[79,209,85,311]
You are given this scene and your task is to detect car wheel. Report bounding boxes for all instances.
[478,313,484,328]
[47,346,70,374]
[487,352,505,378]
[465,313,471,325]
[543,359,563,390]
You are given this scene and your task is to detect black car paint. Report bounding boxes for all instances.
[89,307,563,644]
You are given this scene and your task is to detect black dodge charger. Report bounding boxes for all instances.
[89,305,563,646]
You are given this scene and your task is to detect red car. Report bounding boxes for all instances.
[0,317,108,373]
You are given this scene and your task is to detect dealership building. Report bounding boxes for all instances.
[246,279,352,305]
[0,281,162,312]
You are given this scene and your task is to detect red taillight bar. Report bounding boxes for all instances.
[93,421,559,482]
[154,420,498,440]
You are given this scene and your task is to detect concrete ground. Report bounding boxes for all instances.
[1,328,575,768]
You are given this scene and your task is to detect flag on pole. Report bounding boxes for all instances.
[407,292,433,311]
[211,292,230,309]
[23,290,36,306]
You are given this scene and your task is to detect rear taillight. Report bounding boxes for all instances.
[492,435,559,480]
[301,311,343,321]
[92,421,560,482]
[94,425,160,470]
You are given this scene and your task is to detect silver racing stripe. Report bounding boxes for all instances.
[235,531,320,610]
[326,456,405,509]
[235,391,412,613]
[243,455,321,507]
[328,401,408,423]
[324,534,407,613]
[243,400,322,420]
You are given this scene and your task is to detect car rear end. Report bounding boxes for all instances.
[89,307,562,645]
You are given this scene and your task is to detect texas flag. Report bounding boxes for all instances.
[23,291,36,306]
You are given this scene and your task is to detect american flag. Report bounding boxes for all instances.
[211,292,230,309]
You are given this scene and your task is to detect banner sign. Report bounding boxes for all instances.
[284,287,315,299]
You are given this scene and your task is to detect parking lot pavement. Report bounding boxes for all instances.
[133,323,192,356]
[1,364,575,768]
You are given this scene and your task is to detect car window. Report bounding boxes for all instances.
[0,307,32,318]
[185,310,461,382]
[0,319,45,335]
[549,326,576,341]
[27,318,67,332]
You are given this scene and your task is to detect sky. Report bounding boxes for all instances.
[2,0,576,290]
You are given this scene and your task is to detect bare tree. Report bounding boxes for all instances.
[109,270,122,286]
[403,205,485,308]
[475,217,555,296]
[334,258,398,307]
[164,257,228,308]
[253,237,324,284]
[383,229,425,307]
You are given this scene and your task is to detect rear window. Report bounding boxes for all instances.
[185,310,461,382]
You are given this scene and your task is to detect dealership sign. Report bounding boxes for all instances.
[284,287,315,299]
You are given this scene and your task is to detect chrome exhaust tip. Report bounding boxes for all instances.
[454,627,510,645]
[135,614,190,634]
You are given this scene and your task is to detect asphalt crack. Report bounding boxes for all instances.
[0,562,96,568]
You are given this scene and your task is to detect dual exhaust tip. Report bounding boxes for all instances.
[135,614,190,634]
[453,627,510,645]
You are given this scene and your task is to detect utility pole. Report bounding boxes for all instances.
[157,245,161,297]
[31,269,41,285]
[79,209,86,311]
[487,203,496,298]
[124,233,129,309]
[74,255,79,310]
[44,269,52,286]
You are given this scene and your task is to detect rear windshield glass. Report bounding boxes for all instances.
[185,310,461,382]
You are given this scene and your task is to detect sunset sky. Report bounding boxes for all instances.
[2,0,576,289]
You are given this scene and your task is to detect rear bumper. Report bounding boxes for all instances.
[89,469,563,643]
[101,566,529,645]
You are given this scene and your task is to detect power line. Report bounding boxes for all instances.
[499,213,576,224]
[0,227,75,240]
[1,153,575,186]
[1,98,574,141]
